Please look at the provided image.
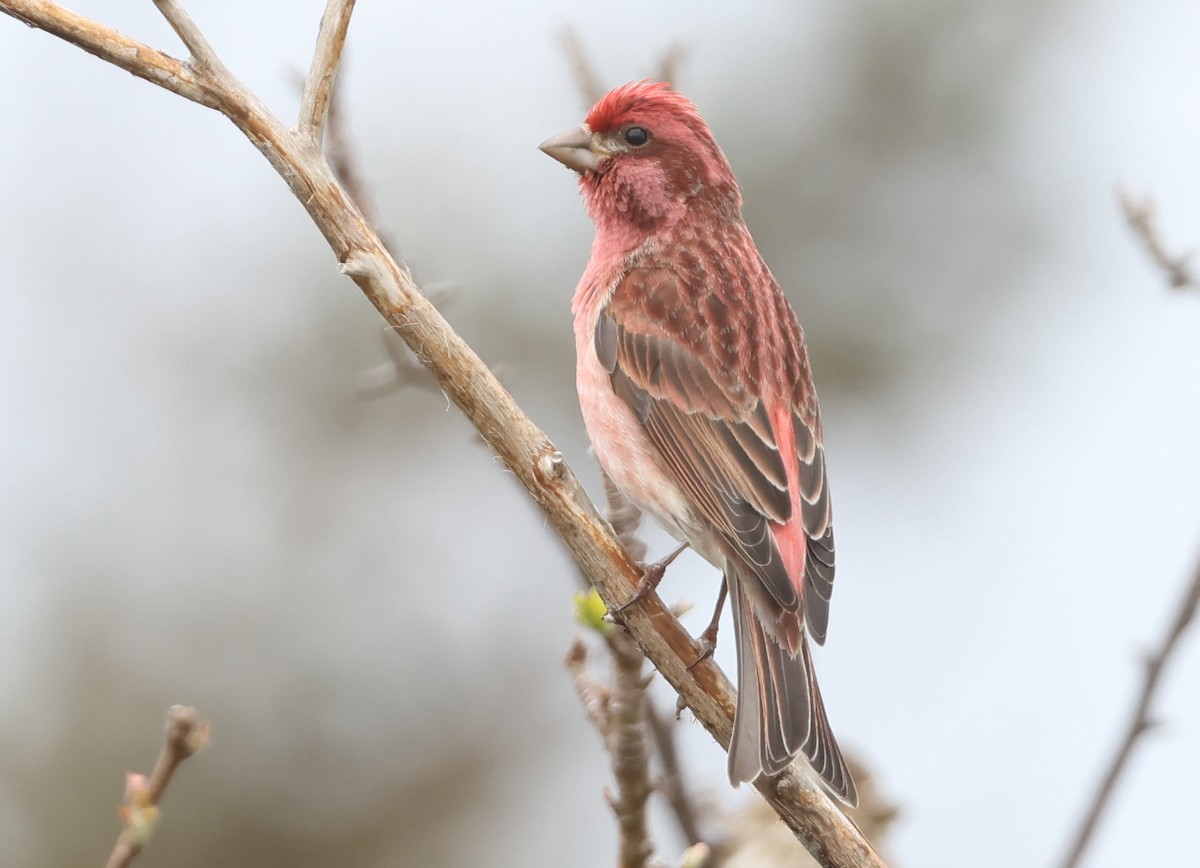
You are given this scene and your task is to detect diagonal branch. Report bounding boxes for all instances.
[568,636,656,868]
[1058,191,1200,868]
[0,4,883,865]
[558,26,605,109]
[152,0,227,77]
[645,698,706,848]
[1116,188,1196,290]
[1057,545,1200,868]
[298,0,356,147]
[1,0,215,105]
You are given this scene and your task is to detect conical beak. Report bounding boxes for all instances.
[538,125,607,174]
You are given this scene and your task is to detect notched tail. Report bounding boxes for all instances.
[726,572,858,806]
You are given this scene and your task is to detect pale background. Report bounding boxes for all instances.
[2,1,1199,866]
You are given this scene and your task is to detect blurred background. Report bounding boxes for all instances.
[2,1,1199,866]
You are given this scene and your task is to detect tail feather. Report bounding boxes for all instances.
[726,571,858,806]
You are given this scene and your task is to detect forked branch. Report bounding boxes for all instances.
[298,0,356,147]
[0,3,882,865]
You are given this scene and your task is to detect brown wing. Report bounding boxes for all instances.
[598,265,836,627]
[597,266,799,611]
[600,265,854,800]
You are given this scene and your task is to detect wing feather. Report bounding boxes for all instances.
[601,264,850,798]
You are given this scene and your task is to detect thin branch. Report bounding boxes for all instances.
[603,469,648,563]
[104,706,210,868]
[604,454,710,856]
[1058,546,1200,868]
[559,28,689,111]
[325,66,382,232]
[608,631,656,868]
[354,329,442,398]
[298,0,356,147]
[567,638,613,732]
[645,700,707,849]
[569,636,657,868]
[0,0,215,106]
[654,44,688,88]
[0,4,883,865]
[559,26,605,109]
[1117,188,1196,290]
[152,0,229,78]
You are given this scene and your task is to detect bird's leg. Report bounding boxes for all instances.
[687,579,728,670]
[613,542,689,615]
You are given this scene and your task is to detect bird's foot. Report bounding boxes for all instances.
[612,542,689,616]
[687,625,719,671]
[687,580,728,670]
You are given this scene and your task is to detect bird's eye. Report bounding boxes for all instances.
[623,126,650,147]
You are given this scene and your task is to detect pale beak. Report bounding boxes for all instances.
[538,125,608,174]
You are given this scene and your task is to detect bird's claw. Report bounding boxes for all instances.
[611,542,689,617]
[687,626,719,671]
[686,580,727,669]
[612,561,668,616]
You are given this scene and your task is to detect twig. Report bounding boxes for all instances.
[654,44,688,88]
[298,0,356,148]
[608,630,656,868]
[645,700,707,849]
[603,469,647,563]
[567,638,613,730]
[152,0,227,77]
[568,637,656,868]
[0,4,883,864]
[605,471,709,851]
[0,1,215,105]
[1059,190,1200,866]
[104,706,210,868]
[354,329,443,398]
[325,67,382,233]
[559,28,690,110]
[1117,188,1196,290]
[559,26,605,109]
[1057,546,1200,868]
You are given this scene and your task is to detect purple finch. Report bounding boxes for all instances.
[540,81,856,805]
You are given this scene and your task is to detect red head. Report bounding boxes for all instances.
[540,82,741,246]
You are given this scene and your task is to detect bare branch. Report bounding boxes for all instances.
[0,5,884,864]
[1058,546,1200,868]
[354,329,442,398]
[298,0,356,147]
[1059,199,1200,867]
[569,636,656,868]
[104,706,210,868]
[567,639,613,732]
[645,700,707,849]
[604,441,709,856]
[603,470,648,563]
[607,631,656,868]
[654,44,688,88]
[1117,188,1196,290]
[559,26,605,109]
[152,0,227,77]
[559,28,689,111]
[325,67,382,231]
[0,0,215,105]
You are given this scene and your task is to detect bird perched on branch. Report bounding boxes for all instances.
[540,81,856,805]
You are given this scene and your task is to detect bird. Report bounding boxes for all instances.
[539,80,856,804]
